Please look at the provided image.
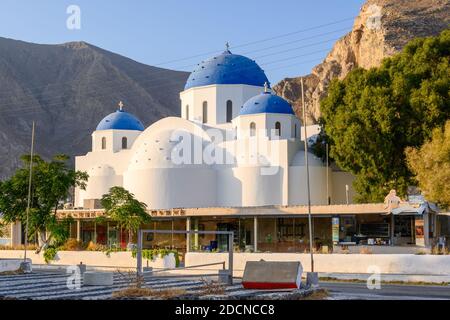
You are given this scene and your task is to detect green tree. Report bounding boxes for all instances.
[320,29,450,202]
[406,120,450,208]
[0,154,88,251]
[101,186,150,247]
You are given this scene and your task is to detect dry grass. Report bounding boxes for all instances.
[0,244,38,251]
[0,269,24,276]
[199,277,226,295]
[112,270,187,299]
[301,289,329,300]
[112,287,187,299]
[116,270,145,288]
[431,246,449,255]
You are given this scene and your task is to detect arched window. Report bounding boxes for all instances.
[275,122,281,136]
[101,137,106,150]
[185,105,190,120]
[202,101,208,123]
[122,137,128,149]
[250,122,256,137]
[226,100,233,123]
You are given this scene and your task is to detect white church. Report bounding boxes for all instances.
[4,48,439,252]
[75,47,354,211]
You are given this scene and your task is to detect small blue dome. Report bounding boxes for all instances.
[184,50,269,90]
[96,109,144,131]
[240,92,295,115]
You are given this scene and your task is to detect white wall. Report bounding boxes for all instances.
[216,167,283,207]
[124,168,216,210]
[235,113,300,140]
[92,129,141,153]
[289,166,329,205]
[185,252,450,277]
[180,84,263,125]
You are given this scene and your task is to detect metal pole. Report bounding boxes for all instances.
[301,78,314,273]
[326,143,330,205]
[228,231,234,285]
[345,184,349,205]
[253,216,258,252]
[137,229,142,275]
[24,121,35,262]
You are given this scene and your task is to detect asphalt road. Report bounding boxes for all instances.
[321,281,450,300]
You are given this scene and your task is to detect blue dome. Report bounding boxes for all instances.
[240,92,295,115]
[184,50,269,90]
[96,109,144,131]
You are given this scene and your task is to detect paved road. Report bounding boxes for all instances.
[1,270,449,300]
[322,281,450,300]
[0,270,285,300]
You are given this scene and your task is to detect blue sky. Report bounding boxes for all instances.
[0,0,365,82]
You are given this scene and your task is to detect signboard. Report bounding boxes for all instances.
[415,218,425,247]
[332,217,339,244]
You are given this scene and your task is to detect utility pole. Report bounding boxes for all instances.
[326,143,329,205]
[301,78,314,273]
[24,121,35,264]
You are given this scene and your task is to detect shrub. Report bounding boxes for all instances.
[0,244,38,251]
[86,241,108,252]
[132,249,181,267]
[59,238,85,251]
[43,246,58,264]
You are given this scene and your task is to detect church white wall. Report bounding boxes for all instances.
[216,167,283,207]
[123,168,216,210]
[92,130,141,153]
[288,166,329,205]
[235,113,300,140]
[79,173,123,206]
[215,85,262,123]
[180,84,263,125]
[74,149,133,207]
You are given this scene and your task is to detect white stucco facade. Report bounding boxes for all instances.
[74,50,355,210]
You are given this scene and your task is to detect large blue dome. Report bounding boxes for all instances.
[184,50,269,90]
[96,109,144,131]
[240,92,295,115]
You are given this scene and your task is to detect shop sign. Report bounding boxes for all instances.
[332,217,339,244]
[415,218,425,246]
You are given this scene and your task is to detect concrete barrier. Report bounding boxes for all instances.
[0,258,31,273]
[184,252,450,277]
[0,250,173,270]
[83,271,114,286]
[242,261,302,289]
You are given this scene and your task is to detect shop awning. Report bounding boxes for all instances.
[390,202,438,215]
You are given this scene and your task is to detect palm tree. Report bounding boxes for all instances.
[101,187,150,249]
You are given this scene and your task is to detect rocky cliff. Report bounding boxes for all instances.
[0,38,188,178]
[274,0,450,124]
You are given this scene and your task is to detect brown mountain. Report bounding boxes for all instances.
[0,38,188,178]
[274,0,450,124]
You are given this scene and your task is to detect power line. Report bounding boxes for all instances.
[0,54,327,118]
[0,16,353,98]
[0,39,336,108]
[153,16,355,65]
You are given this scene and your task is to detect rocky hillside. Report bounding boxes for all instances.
[0,38,188,178]
[274,0,450,124]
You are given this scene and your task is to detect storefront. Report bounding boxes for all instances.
[26,202,440,254]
